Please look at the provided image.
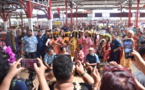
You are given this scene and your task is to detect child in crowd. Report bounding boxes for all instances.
[74,45,85,63]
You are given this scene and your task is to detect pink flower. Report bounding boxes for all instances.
[3,46,7,51]
[3,46,16,65]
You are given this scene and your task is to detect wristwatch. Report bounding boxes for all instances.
[80,71,86,77]
[92,87,98,90]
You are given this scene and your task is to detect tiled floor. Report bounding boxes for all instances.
[131,64,140,73]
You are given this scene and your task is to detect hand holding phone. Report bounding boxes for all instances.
[21,59,38,68]
[123,39,133,59]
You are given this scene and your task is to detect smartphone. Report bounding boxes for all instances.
[21,59,38,68]
[123,39,133,59]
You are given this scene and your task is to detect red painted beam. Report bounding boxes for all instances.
[70,8,73,24]
[47,0,52,20]
[35,8,48,17]
[65,0,68,27]
[0,11,11,22]
[135,0,140,28]
[128,5,132,27]
[20,13,23,26]
[33,3,47,9]
[12,0,31,18]
[8,3,27,15]
[76,6,78,26]
[106,19,109,29]
[120,5,123,21]
[18,0,27,11]
[27,0,33,18]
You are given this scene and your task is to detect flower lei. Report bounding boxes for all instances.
[3,46,16,65]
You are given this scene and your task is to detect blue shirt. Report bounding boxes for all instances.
[14,80,28,90]
[138,36,144,49]
[111,39,122,52]
[63,27,69,32]
[36,35,47,51]
[85,54,100,63]
[138,36,144,43]
[44,53,56,65]
[132,28,136,34]
[22,36,38,53]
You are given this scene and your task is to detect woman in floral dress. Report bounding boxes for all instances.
[50,32,62,54]
[83,31,93,56]
[69,31,78,57]
[103,34,111,62]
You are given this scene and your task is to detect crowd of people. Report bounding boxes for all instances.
[1,26,145,90]
[19,28,145,68]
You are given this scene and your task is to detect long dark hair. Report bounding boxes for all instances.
[47,34,52,39]
[64,34,69,38]
[0,47,10,84]
[59,31,64,38]
[105,36,111,50]
[53,34,58,40]
[93,34,97,44]
[71,32,78,38]
[79,32,83,38]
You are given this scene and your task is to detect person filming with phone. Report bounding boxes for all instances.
[120,30,135,68]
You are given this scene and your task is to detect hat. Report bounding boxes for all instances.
[85,30,92,35]
[65,32,71,34]
[72,30,78,33]
[53,32,59,35]
[103,33,111,38]
[79,30,83,32]
[88,48,94,51]
[92,31,99,34]
[72,30,78,34]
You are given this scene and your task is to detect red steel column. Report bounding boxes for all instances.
[48,0,52,20]
[27,0,34,31]
[20,13,23,27]
[27,0,32,18]
[76,6,78,26]
[70,8,73,24]
[65,0,68,27]
[106,19,109,29]
[47,0,52,29]
[62,8,65,26]
[120,5,122,21]
[136,0,140,28]
[128,5,132,27]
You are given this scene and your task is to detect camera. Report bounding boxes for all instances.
[25,69,36,90]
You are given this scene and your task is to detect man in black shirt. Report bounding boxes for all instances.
[49,55,93,90]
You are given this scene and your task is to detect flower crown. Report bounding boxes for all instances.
[3,46,16,65]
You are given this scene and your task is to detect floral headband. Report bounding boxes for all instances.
[3,46,16,65]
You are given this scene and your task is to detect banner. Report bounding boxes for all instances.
[54,22,61,25]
